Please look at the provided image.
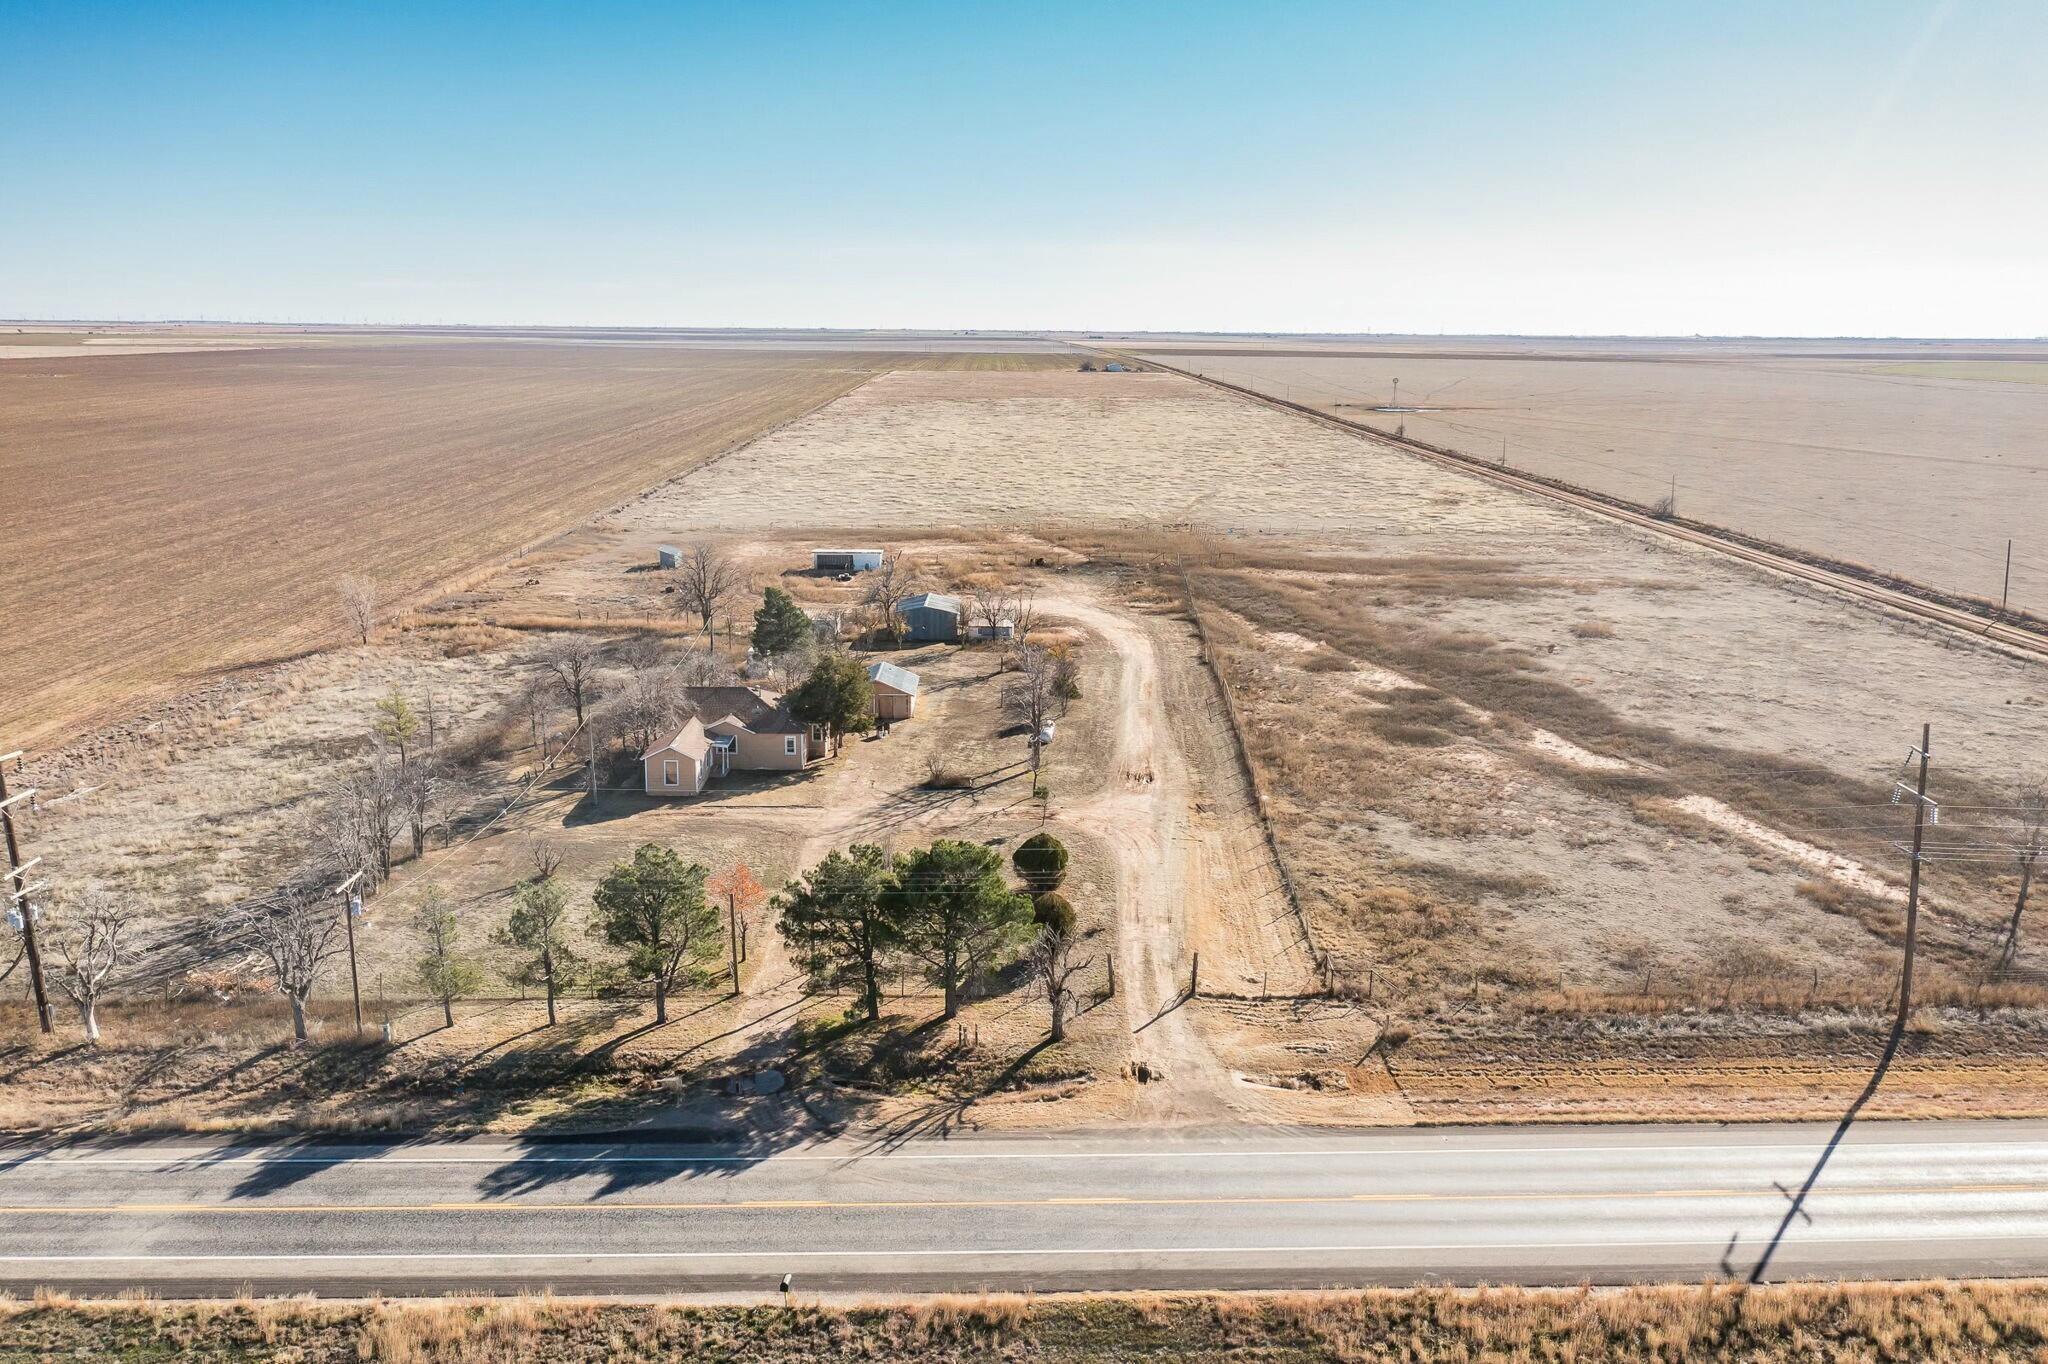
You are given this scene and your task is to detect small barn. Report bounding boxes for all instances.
[867,661,921,721]
[896,592,963,643]
[812,548,884,573]
[657,545,683,569]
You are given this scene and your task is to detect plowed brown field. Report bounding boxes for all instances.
[0,343,1062,746]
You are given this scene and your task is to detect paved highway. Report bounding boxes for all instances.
[4,1120,2048,1296]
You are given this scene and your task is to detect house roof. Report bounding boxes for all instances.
[642,715,710,762]
[866,661,921,696]
[897,592,962,616]
[679,685,804,735]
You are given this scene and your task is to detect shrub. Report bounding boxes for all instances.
[1032,892,1076,935]
[1012,832,1070,892]
[923,755,974,789]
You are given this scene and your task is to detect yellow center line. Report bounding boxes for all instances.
[0,1182,2042,1217]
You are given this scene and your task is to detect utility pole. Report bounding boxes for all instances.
[727,893,741,996]
[2002,539,2014,617]
[587,731,598,804]
[0,753,53,1034]
[1894,724,1935,1031]
[336,869,366,1036]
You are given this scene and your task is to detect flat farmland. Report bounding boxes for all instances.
[626,365,2048,1014]
[0,342,1065,746]
[1126,340,2048,615]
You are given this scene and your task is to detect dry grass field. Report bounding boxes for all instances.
[0,340,1072,748]
[1123,339,2048,615]
[14,1281,2048,1363]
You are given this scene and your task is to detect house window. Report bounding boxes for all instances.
[663,759,679,786]
[784,736,799,756]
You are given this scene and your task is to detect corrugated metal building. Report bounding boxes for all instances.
[895,592,963,643]
[867,661,921,721]
[812,548,885,573]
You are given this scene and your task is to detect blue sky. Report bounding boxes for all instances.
[3,0,2043,334]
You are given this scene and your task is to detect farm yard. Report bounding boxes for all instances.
[1118,337,2048,615]
[8,341,2048,1132]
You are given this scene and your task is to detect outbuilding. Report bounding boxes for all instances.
[866,661,921,721]
[657,545,683,569]
[895,592,963,643]
[812,548,884,573]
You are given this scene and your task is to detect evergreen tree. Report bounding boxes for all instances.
[751,586,814,657]
[591,843,719,1023]
[497,876,578,1026]
[413,885,483,1029]
[787,651,875,753]
[777,844,899,1021]
[887,840,1034,1018]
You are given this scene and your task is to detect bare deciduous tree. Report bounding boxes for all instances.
[767,640,816,691]
[337,575,379,646]
[672,542,746,637]
[811,608,848,646]
[2000,783,2048,965]
[529,838,563,884]
[53,889,129,1043]
[521,679,557,760]
[539,637,606,729]
[1027,927,1092,1043]
[221,889,342,1043]
[315,759,403,886]
[968,583,1013,641]
[1008,590,1041,650]
[1003,644,1060,740]
[397,755,442,858]
[615,635,670,676]
[669,642,735,688]
[599,666,687,762]
[861,548,919,641]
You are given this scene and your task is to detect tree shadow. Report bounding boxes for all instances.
[858,1036,1059,1154]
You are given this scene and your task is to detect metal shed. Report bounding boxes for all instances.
[895,592,963,643]
[867,660,921,721]
[658,545,683,569]
[812,548,884,573]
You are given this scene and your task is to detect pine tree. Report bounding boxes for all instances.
[886,840,1033,1019]
[777,844,899,1020]
[751,586,814,657]
[591,843,719,1023]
